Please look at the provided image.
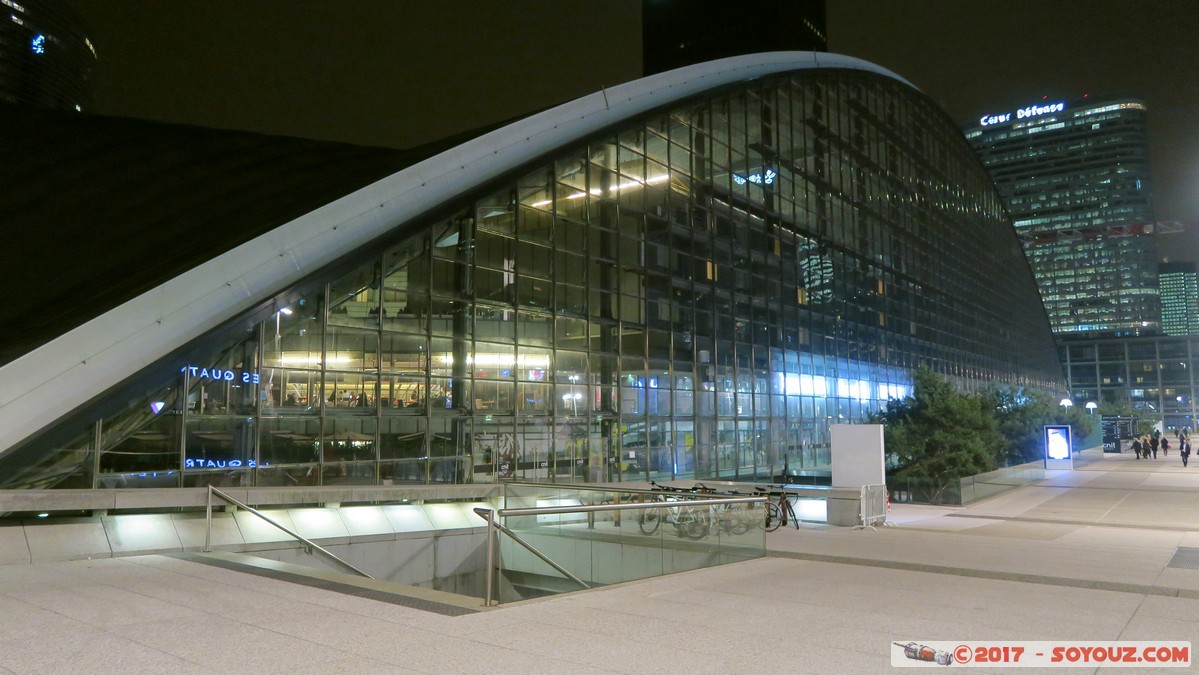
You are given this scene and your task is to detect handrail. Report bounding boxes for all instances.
[204,485,374,579]
[498,496,763,516]
[502,480,844,497]
[474,495,765,606]
[502,481,750,498]
[473,507,590,601]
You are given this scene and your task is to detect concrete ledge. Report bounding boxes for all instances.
[2,500,498,565]
[0,484,502,514]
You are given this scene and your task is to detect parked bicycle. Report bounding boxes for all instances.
[755,485,800,532]
[638,482,711,539]
[687,483,756,536]
[703,487,759,535]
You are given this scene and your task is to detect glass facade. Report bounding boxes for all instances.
[4,68,1063,490]
[1061,336,1199,431]
[1159,262,1199,337]
[964,99,1158,335]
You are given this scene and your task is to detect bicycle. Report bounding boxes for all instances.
[755,485,800,532]
[707,487,757,535]
[638,482,711,539]
[687,483,756,536]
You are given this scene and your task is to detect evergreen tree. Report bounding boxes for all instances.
[987,386,1056,465]
[876,366,1004,504]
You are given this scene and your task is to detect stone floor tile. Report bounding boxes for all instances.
[0,630,212,675]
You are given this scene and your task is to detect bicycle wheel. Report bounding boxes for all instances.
[679,508,710,540]
[764,502,782,532]
[638,507,662,535]
[728,503,752,535]
[744,501,766,530]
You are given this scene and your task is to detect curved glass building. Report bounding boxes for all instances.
[0,53,1063,490]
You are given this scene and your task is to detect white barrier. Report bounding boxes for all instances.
[855,484,891,530]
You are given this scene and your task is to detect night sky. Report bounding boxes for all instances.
[70,1,1199,248]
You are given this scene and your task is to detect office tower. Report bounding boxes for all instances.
[964,96,1158,336]
[0,0,96,110]
[642,0,826,76]
[1160,262,1199,336]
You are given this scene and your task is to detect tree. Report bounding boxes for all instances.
[986,386,1056,465]
[875,366,1005,504]
[986,386,1097,464]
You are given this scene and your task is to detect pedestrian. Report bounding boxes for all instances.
[1132,437,1142,459]
[1183,439,1192,468]
[1150,434,1159,459]
[1162,435,1170,456]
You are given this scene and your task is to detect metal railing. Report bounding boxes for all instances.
[474,494,764,606]
[204,485,373,579]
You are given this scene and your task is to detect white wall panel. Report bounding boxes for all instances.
[102,514,183,556]
[23,519,110,563]
[0,525,31,565]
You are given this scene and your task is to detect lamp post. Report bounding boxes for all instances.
[1060,398,1074,411]
[1086,402,1097,415]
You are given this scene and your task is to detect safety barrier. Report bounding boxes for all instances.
[855,484,890,530]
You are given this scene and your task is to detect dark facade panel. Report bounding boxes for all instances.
[0,103,420,365]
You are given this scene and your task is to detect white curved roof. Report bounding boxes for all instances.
[0,52,915,452]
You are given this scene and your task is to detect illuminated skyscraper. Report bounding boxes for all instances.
[964,96,1158,336]
[1160,262,1199,336]
[0,0,96,111]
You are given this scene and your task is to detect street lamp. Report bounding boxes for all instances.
[1086,402,1098,415]
[1060,398,1074,409]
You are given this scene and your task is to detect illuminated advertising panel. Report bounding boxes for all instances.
[1044,425,1072,461]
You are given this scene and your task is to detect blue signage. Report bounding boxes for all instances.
[185,458,267,469]
[181,365,260,384]
[733,169,777,186]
